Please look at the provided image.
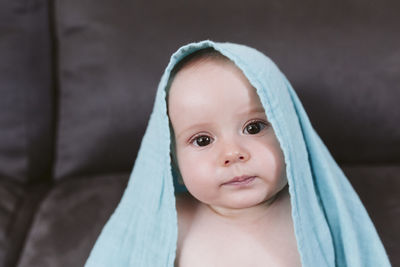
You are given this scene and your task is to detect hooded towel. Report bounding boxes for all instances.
[85,40,390,267]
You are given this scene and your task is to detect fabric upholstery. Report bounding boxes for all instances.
[0,180,23,266]
[1,182,50,267]
[53,0,151,179]
[0,0,54,183]
[17,174,128,267]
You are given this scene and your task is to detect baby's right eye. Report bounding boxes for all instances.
[191,135,213,147]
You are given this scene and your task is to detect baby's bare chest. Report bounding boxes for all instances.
[176,217,301,267]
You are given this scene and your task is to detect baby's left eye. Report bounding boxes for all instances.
[244,121,267,135]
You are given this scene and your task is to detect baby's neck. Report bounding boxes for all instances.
[201,186,290,227]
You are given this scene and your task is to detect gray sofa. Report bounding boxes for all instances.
[0,0,399,266]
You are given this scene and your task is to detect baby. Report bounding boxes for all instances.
[85,41,390,267]
[168,49,302,266]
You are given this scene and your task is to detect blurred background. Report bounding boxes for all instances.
[0,0,399,266]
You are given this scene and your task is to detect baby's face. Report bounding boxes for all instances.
[168,59,287,211]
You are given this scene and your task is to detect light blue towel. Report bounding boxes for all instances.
[85,40,391,266]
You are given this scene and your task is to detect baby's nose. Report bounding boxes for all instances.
[221,150,250,166]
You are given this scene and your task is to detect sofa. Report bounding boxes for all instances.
[1,0,399,266]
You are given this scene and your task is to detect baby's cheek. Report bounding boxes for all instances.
[253,140,286,177]
[268,145,288,188]
[180,159,217,200]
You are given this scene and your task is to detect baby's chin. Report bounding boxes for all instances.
[222,184,289,210]
[204,193,280,214]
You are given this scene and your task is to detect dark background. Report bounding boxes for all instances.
[0,0,399,266]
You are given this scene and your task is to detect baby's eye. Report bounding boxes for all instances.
[192,135,213,147]
[244,121,267,135]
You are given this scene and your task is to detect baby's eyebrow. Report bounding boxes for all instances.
[175,122,212,139]
[239,107,266,116]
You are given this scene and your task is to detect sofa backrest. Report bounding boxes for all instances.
[52,0,400,180]
[0,1,54,184]
[1,0,398,182]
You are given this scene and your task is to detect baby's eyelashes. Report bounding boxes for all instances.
[190,135,214,147]
[186,120,269,147]
[243,120,269,135]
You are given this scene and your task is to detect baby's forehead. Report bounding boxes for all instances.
[168,60,255,103]
[167,49,233,88]
[172,57,234,84]
[168,60,265,122]
[168,57,251,96]
[171,48,231,74]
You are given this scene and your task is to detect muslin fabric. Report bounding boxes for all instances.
[85,40,390,266]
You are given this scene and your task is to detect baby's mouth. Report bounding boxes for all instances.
[222,175,256,186]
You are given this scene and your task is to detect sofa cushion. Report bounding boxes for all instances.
[0,179,23,267]
[0,1,54,183]
[17,173,128,267]
[0,180,50,267]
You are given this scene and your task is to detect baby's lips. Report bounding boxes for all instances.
[222,175,256,185]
